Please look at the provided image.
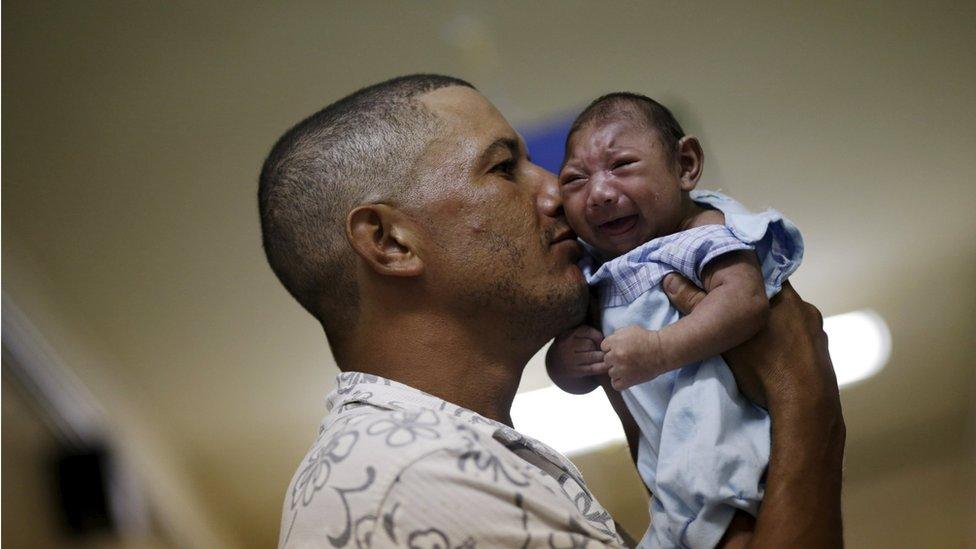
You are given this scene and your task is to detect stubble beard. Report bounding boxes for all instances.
[465,231,589,349]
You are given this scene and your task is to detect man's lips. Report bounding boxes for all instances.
[595,214,638,236]
[549,226,577,246]
[549,227,582,260]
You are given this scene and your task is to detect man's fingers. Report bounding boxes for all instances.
[663,273,706,315]
[581,362,609,376]
[573,350,605,365]
[572,325,605,345]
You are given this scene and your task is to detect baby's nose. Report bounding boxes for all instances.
[588,176,617,207]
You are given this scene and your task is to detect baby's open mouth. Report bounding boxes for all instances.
[596,214,638,236]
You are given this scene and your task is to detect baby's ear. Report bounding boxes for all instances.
[676,135,704,191]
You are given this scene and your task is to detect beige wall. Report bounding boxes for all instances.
[2,236,236,548]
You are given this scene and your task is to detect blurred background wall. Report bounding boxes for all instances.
[2,1,974,547]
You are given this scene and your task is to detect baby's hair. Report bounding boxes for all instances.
[566,92,686,166]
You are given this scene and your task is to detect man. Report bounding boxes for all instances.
[259,75,845,548]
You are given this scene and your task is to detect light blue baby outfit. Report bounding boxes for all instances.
[580,190,803,549]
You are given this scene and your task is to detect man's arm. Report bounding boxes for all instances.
[663,274,846,548]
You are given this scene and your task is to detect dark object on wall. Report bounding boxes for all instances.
[53,444,114,535]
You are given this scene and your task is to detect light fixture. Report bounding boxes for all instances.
[823,309,891,387]
[512,309,890,455]
[510,384,625,456]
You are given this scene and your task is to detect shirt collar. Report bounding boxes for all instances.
[325,371,580,473]
[327,371,507,428]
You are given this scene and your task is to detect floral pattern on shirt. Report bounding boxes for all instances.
[279,372,624,548]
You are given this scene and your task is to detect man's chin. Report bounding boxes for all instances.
[556,276,589,330]
[517,279,586,339]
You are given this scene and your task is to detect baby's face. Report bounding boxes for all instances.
[559,119,687,258]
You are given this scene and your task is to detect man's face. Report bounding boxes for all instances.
[411,87,588,339]
[559,118,686,258]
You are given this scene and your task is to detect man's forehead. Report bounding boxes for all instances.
[420,86,517,145]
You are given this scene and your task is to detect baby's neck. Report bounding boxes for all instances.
[674,194,722,232]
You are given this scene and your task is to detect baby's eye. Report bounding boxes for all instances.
[560,173,584,186]
[611,159,636,170]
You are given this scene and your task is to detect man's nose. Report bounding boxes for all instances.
[534,165,563,219]
[588,174,617,209]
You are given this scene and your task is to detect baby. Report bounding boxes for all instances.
[546,93,803,548]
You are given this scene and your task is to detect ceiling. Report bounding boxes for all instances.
[3,1,975,547]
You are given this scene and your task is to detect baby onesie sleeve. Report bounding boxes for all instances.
[690,191,805,297]
[654,224,756,288]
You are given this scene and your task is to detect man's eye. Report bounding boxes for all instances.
[492,159,517,179]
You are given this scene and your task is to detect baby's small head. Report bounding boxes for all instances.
[559,93,704,259]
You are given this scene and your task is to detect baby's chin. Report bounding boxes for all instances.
[590,241,631,260]
[593,230,667,259]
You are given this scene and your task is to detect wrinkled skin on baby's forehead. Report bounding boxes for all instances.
[569,108,670,150]
[563,115,665,169]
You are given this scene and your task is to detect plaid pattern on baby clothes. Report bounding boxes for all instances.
[581,224,754,308]
[580,190,805,308]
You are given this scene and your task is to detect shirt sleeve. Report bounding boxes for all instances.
[655,225,754,288]
[369,447,627,548]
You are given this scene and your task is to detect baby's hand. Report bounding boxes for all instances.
[545,325,609,394]
[601,326,671,391]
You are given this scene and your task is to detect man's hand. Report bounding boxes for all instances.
[546,325,609,395]
[601,325,670,390]
[662,273,845,549]
[662,274,840,415]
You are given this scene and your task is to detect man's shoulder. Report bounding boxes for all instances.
[295,403,491,488]
[332,403,491,459]
[280,403,508,546]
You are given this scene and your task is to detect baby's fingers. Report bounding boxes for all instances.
[607,365,630,391]
[612,377,636,391]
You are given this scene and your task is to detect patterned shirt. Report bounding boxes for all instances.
[279,372,626,548]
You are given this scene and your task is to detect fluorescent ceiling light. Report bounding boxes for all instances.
[510,384,625,457]
[513,309,890,455]
[823,309,891,387]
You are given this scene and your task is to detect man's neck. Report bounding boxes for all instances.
[342,310,535,427]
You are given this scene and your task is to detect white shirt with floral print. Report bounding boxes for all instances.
[279,372,626,548]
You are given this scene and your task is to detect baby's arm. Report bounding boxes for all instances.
[602,250,769,390]
[660,250,770,371]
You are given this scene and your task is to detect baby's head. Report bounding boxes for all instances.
[559,93,704,259]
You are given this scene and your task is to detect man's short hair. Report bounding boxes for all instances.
[566,92,686,166]
[258,74,474,355]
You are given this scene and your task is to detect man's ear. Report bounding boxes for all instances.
[675,135,705,191]
[346,204,424,277]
